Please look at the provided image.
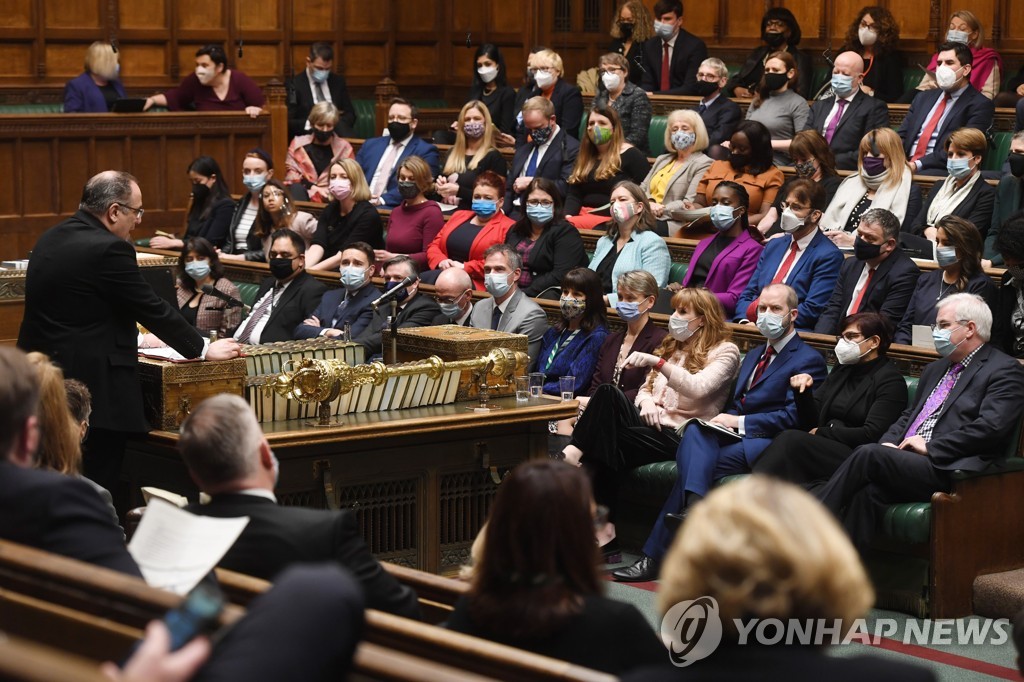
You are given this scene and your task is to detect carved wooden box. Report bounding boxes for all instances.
[138,357,247,430]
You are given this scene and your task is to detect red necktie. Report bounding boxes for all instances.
[742,346,775,404]
[848,267,875,315]
[912,94,950,161]
[745,241,800,322]
[660,42,670,92]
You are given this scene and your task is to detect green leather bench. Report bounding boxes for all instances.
[648,115,667,157]
[984,131,1013,172]
[0,103,64,114]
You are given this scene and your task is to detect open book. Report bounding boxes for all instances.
[675,418,742,440]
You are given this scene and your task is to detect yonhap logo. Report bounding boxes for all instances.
[661,596,723,667]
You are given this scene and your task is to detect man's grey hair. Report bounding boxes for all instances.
[700,57,729,80]
[484,243,522,271]
[79,170,137,215]
[859,208,900,242]
[938,293,992,341]
[178,394,263,488]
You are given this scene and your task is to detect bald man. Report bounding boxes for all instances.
[804,51,889,170]
[432,267,475,326]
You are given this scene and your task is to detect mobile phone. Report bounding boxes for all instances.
[124,581,225,664]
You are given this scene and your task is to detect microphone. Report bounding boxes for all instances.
[201,285,245,308]
[371,276,415,308]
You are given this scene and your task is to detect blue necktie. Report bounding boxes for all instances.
[491,305,502,330]
[525,147,539,176]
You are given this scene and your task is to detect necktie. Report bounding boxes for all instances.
[742,346,775,405]
[848,266,875,315]
[236,287,277,344]
[905,362,964,438]
[745,242,801,322]
[660,42,670,91]
[330,295,350,327]
[315,82,328,104]
[912,94,950,161]
[491,305,502,330]
[370,142,401,198]
[823,99,847,143]
[698,101,707,115]
[525,146,540,176]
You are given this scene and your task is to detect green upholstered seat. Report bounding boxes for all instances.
[648,115,667,157]
[904,375,919,405]
[351,100,377,140]
[985,132,1013,172]
[669,261,688,284]
[902,68,922,96]
[234,281,261,308]
[0,103,64,114]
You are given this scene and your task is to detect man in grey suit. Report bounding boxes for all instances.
[818,293,1024,550]
[469,244,549,368]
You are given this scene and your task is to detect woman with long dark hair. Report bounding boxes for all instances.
[150,156,234,250]
[840,6,905,103]
[535,268,609,397]
[175,236,243,338]
[468,44,516,135]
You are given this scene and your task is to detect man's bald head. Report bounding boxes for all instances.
[434,267,474,317]
[833,51,865,78]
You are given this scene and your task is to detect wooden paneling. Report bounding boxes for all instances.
[43,0,101,29]
[292,0,333,33]
[44,44,90,78]
[176,0,224,30]
[0,0,33,28]
[120,0,167,30]
[342,0,389,32]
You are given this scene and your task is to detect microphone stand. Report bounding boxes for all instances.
[389,299,399,365]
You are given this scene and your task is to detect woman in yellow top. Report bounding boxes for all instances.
[640,109,713,236]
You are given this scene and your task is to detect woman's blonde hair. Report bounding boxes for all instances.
[84,41,118,78]
[569,104,626,184]
[950,10,984,47]
[443,100,499,175]
[397,155,435,195]
[330,156,372,202]
[946,127,987,160]
[858,128,906,190]
[308,101,340,128]
[25,352,81,476]
[533,49,564,77]
[647,287,730,386]
[658,476,874,643]
[663,109,709,153]
[616,270,659,301]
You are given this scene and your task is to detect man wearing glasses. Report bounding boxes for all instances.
[817,292,1024,550]
[18,170,241,503]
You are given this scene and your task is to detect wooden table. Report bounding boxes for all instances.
[123,395,577,574]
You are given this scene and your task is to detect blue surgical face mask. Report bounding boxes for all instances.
[936,245,958,268]
[243,174,267,192]
[653,20,675,40]
[756,310,789,340]
[312,68,330,83]
[384,279,410,303]
[472,199,498,219]
[932,325,964,357]
[946,29,970,44]
[484,272,512,298]
[831,73,854,97]
[340,265,367,290]
[440,301,463,319]
[184,260,211,281]
[616,300,649,322]
[946,157,973,179]
[709,204,738,231]
[526,204,554,225]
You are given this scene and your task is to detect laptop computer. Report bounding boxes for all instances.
[111,98,147,113]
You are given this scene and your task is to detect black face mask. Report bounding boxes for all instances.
[728,152,750,171]
[530,125,553,146]
[312,128,333,143]
[763,31,787,48]
[618,22,634,39]
[384,279,410,304]
[693,80,719,97]
[397,181,420,200]
[853,235,883,261]
[763,72,789,91]
[269,257,296,280]
[191,183,210,204]
[387,121,411,141]
[1009,152,1024,178]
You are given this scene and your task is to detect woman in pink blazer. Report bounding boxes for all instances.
[680,180,764,317]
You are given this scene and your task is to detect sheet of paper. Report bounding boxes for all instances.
[128,498,249,595]
[911,325,936,350]
[138,346,196,362]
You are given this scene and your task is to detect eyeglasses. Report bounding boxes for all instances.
[859,21,876,30]
[387,115,412,123]
[836,332,864,343]
[117,203,144,219]
[931,321,966,332]
[526,200,554,207]
[434,291,468,305]
[597,67,623,76]
[765,19,788,30]
[779,202,808,212]
[262,190,286,199]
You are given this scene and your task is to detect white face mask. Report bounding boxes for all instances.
[195,67,214,84]
[779,207,806,234]
[477,65,498,83]
[858,26,878,46]
[834,337,868,365]
[601,72,622,91]
[534,70,556,89]
[668,314,700,342]
[935,64,962,91]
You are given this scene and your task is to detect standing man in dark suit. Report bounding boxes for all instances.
[432,268,475,326]
[234,229,326,345]
[287,42,357,139]
[818,293,1024,550]
[897,42,995,177]
[354,255,440,360]
[639,0,707,96]
[805,52,889,171]
[614,284,828,582]
[17,171,240,497]
[180,393,420,619]
[505,97,579,219]
[294,243,381,340]
[0,347,141,577]
[694,58,742,151]
[355,98,440,208]
[815,209,921,335]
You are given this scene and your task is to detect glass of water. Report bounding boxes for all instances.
[529,372,544,398]
[515,376,530,403]
[559,375,576,402]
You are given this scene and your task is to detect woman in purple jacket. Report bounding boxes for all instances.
[63,42,126,113]
[678,180,764,317]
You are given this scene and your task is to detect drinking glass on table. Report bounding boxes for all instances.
[529,372,544,398]
[559,376,576,402]
[515,376,530,403]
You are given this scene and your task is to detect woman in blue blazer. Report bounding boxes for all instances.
[64,42,126,113]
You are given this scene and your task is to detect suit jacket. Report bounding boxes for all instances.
[355,136,441,208]
[699,94,742,147]
[897,86,995,175]
[908,176,996,238]
[220,194,264,260]
[586,319,667,402]
[293,283,381,340]
[879,344,1024,471]
[186,493,419,619]
[246,271,327,344]
[682,230,764,318]
[355,293,441,358]
[805,91,889,170]
[992,272,1024,357]
[63,72,126,113]
[734,230,844,330]
[0,462,141,577]
[287,71,357,138]
[893,269,997,344]
[726,333,829,463]
[18,210,205,432]
[639,30,708,95]
[983,174,1024,266]
[641,152,714,232]
[513,79,584,143]
[427,211,515,289]
[813,248,921,335]
[725,44,814,98]
[504,219,589,297]
[505,129,580,217]
[469,288,549,367]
